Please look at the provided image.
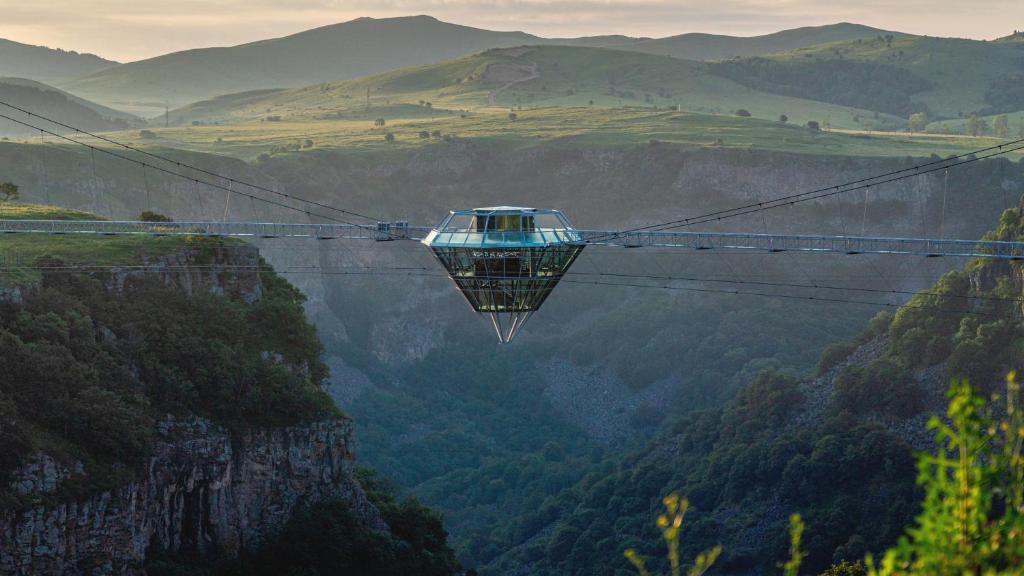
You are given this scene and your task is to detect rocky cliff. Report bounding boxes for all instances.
[1,417,384,576]
[0,228,389,575]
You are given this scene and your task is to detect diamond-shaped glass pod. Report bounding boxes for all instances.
[422,207,585,343]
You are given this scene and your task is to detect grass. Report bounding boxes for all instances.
[166,45,905,131]
[766,35,1024,118]
[0,202,239,286]
[103,107,1024,162]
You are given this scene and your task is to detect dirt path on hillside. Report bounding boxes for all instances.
[486,61,539,107]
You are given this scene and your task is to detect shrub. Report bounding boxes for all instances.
[138,211,172,222]
[833,359,924,418]
[735,109,752,117]
[807,121,821,131]
[817,342,858,375]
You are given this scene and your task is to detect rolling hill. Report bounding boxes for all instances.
[58,15,543,115]
[56,16,914,119]
[620,22,901,61]
[0,38,115,84]
[166,44,905,131]
[711,34,1024,120]
[0,78,139,136]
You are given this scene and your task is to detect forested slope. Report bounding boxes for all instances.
[486,201,1024,575]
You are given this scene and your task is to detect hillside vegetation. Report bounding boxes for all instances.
[719,34,1024,120]
[0,38,115,84]
[58,16,542,115]
[53,18,900,117]
[0,78,138,136]
[0,204,337,504]
[621,22,899,61]
[165,45,906,131]
[483,203,1024,576]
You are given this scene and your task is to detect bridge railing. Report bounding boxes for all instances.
[1,219,1022,260]
[576,230,1024,260]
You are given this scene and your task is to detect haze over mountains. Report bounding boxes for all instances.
[48,16,897,115]
[0,38,116,84]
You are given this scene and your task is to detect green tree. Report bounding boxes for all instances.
[384,132,395,143]
[908,112,928,132]
[867,375,1024,575]
[807,120,821,131]
[138,211,172,222]
[993,114,1010,138]
[508,112,518,121]
[374,117,386,127]
[779,114,789,123]
[967,114,987,137]
[0,182,17,202]
[735,109,751,117]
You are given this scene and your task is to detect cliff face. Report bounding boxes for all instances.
[1,417,384,576]
[0,235,384,575]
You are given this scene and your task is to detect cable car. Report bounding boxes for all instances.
[422,207,584,342]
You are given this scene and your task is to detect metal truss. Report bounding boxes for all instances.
[1,220,1023,260]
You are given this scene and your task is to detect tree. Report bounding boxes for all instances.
[967,114,986,137]
[419,131,430,139]
[908,112,928,132]
[508,112,518,121]
[778,114,789,123]
[807,120,821,131]
[993,114,1010,138]
[0,181,18,202]
[138,211,172,222]
[374,118,386,127]
[735,109,751,117]
[384,132,395,143]
[867,376,1024,574]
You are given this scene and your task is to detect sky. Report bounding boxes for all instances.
[2,0,1022,62]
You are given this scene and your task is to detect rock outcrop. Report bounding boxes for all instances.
[0,416,384,576]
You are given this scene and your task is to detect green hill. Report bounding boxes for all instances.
[167,45,906,131]
[0,78,139,136]
[482,202,1024,576]
[0,38,115,84]
[621,23,900,61]
[56,17,916,119]
[58,15,542,116]
[710,34,1024,120]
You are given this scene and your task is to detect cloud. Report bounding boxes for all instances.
[0,0,1020,61]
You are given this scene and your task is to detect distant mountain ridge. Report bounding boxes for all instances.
[59,15,541,114]
[0,78,138,136]
[54,16,910,117]
[620,22,901,60]
[0,38,116,84]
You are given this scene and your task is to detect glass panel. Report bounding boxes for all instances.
[534,213,562,231]
[444,214,473,232]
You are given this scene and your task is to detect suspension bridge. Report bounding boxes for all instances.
[2,100,1023,342]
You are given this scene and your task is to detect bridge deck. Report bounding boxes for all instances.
[1,219,1021,260]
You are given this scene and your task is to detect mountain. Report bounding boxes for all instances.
[58,17,912,118]
[0,78,139,136]
[0,202,459,575]
[711,34,1024,119]
[484,199,1024,575]
[166,44,904,131]
[0,38,115,84]
[620,22,901,61]
[59,15,541,115]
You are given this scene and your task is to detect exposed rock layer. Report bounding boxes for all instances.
[0,417,383,576]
